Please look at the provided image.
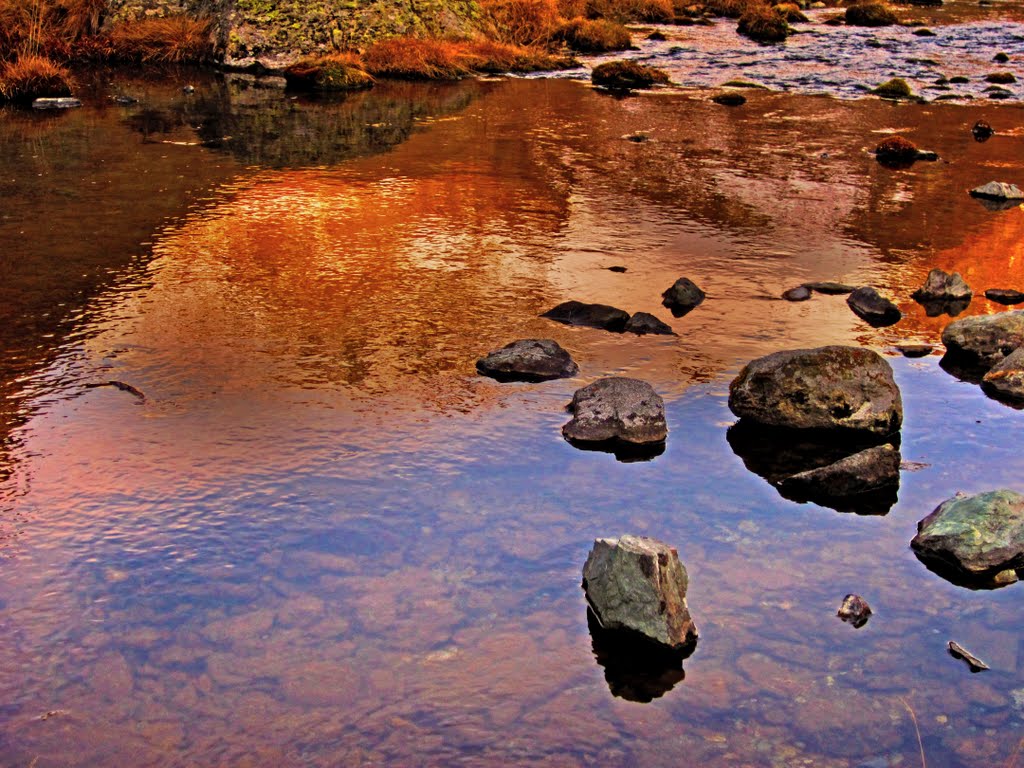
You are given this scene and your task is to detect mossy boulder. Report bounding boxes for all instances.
[845,1,898,26]
[556,18,632,53]
[871,77,914,99]
[283,55,373,91]
[912,490,1024,585]
[737,6,789,43]
[941,310,1024,368]
[591,60,670,90]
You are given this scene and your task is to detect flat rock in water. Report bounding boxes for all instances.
[782,285,812,301]
[986,288,1024,305]
[729,346,903,436]
[32,97,82,110]
[803,281,856,295]
[970,181,1024,200]
[981,347,1024,402]
[941,310,1024,368]
[476,339,579,382]
[847,286,902,326]
[778,444,900,500]
[911,489,1024,585]
[837,594,872,627]
[563,377,667,448]
[897,344,933,358]
[623,312,675,335]
[541,300,630,332]
[661,277,706,316]
[583,534,698,650]
[912,268,972,302]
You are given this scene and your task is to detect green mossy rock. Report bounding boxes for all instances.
[871,78,914,99]
[911,490,1024,583]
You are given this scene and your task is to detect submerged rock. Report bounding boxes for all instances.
[728,346,903,436]
[778,444,900,502]
[563,378,667,453]
[541,300,630,332]
[941,310,1024,368]
[912,490,1024,586]
[476,339,578,382]
[847,287,902,326]
[803,281,856,295]
[782,285,812,301]
[981,347,1024,403]
[837,594,872,627]
[972,120,994,141]
[711,93,747,106]
[661,277,706,316]
[623,312,675,335]
[913,269,972,302]
[986,288,1024,305]
[896,344,933,358]
[970,181,1024,201]
[582,534,698,650]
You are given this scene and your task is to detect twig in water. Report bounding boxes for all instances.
[84,380,146,401]
[899,696,927,768]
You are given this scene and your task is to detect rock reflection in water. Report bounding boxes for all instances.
[587,609,695,703]
[727,421,900,514]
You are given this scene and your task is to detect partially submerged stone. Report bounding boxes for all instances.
[782,285,812,301]
[911,489,1024,586]
[729,345,903,436]
[476,339,578,382]
[661,277,706,317]
[986,288,1024,305]
[32,97,82,110]
[847,286,902,326]
[591,60,670,91]
[846,1,898,26]
[563,377,667,450]
[803,281,856,295]
[711,93,746,106]
[582,535,698,650]
[778,444,900,501]
[970,181,1024,201]
[913,269,972,302]
[623,312,675,336]
[896,344,933,358]
[837,594,872,627]
[981,347,1024,402]
[541,300,630,332]
[941,310,1024,368]
[871,78,914,99]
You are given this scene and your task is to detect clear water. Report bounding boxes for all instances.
[1,37,1024,768]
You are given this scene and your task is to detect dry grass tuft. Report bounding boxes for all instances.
[0,0,106,59]
[556,17,632,52]
[704,0,767,18]
[0,53,72,102]
[363,37,574,79]
[737,4,788,42]
[845,1,898,26]
[480,0,562,46]
[103,16,214,64]
[591,59,670,89]
[283,52,374,91]
[875,134,919,161]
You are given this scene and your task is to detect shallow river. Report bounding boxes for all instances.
[1,12,1024,766]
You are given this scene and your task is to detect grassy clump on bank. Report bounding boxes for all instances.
[737,4,789,42]
[0,53,72,103]
[283,52,375,91]
[556,17,633,52]
[845,1,898,26]
[591,59,670,89]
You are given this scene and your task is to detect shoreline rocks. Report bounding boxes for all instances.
[981,347,1024,403]
[583,535,698,651]
[476,339,579,382]
[941,310,1024,368]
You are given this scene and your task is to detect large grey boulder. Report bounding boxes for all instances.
[583,535,698,650]
[541,301,630,332]
[476,339,578,382]
[778,444,900,499]
[911,490,1024,585]
[941,310,1024,367]
[981,347,1024,402]
[728,346,903,436]
[847,287,901,326]
[912,269,972,302]
[661,277,706,316]
[563,377,667,446]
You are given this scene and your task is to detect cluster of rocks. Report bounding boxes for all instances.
[942,309,1024,401]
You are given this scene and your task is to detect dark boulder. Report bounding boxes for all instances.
[912,490,1024,587]
[476,339,579,382]
[712,93,747,106]
[729,345,902,436]
[896,344,933,358]
[591,61,670,91]
[985,289,1024,305]
[981,347,1024,404]
[624,312,676,335]
[912,268,972,303]
[782,285,812,301]
[541,300,630,332]
[778,444,900,502]
[661,277,706,317]
[847,286,902,326]
[941,310,1024,368]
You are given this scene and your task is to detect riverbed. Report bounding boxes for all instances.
[1,10,1024,766]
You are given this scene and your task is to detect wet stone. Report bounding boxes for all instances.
[896,344,933,357]
[941,309,1024,368]
[541,300,630,332]
[847,286,902,326]
[623,312,675,336]
[777,444,900,510]
[782,285,812,301]
[711,93,746,106]
[981,347,1024,403]
[837,594,872,628]
[970,181,1024,201]
[475,339,579,382]
[803,281,856,295]
[661,276,706,316]
[985,288,1024,305]
[912,268,972,303]
[563,377,667,457]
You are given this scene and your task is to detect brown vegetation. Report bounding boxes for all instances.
[737,5,789,42]
[704,0,767,19]
[591,59,670,89]
[0,53,72,102]
[283,52,374,92]
[871,77,913,98]
[874,135,919,163]
[362,37,575,79]
[556,17,632,52]
[101,16,214,64]
[845,1,898,26]
[480,0,562,46]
